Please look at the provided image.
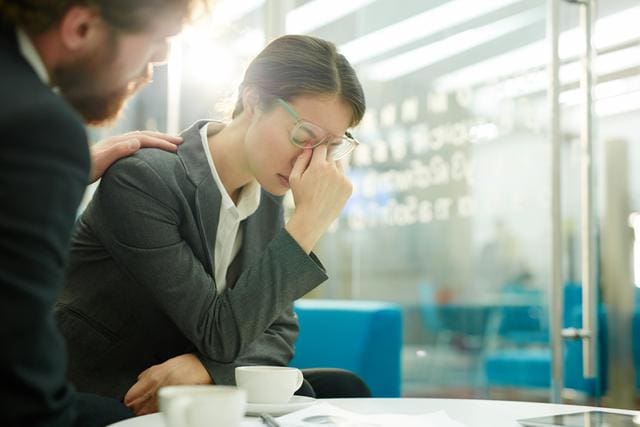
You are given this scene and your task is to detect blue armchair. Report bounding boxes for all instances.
[484,283,608,396]
[632,307,640,390]
[289,299,403,397]
[484,305,608,394]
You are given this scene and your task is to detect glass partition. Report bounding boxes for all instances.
[308,0,553,399]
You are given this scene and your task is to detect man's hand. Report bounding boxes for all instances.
[285,145,353,253]
[89,131,183,183]
[123,353,212,416]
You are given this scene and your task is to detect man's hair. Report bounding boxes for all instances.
[0,0,211,34]
[232,35,366,127]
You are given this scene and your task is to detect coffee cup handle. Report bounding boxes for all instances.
[294,370,304,391]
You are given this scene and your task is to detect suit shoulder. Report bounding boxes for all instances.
[0,48,80,124]
[0,53,84,148]
[131,147,185,178]
[102,148,187,197]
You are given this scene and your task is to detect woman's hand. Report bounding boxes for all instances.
[123,353,212,415]
[89,131,183,183]
[285,144,353,253]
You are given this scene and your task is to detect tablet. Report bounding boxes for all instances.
[518,411,640,427]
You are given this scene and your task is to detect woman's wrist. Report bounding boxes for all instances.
[285,212,324,254]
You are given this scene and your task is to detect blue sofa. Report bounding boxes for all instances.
[289,299,403,397]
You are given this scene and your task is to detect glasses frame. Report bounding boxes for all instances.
[275,98,359,160]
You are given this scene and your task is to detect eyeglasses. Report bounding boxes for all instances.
[276,98,359,161]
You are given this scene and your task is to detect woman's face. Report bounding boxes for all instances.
[243,94,353,196]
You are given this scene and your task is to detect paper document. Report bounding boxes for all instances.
[275,402,467,427]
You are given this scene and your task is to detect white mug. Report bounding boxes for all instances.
[158,385,246,427]
[235,366,304,404]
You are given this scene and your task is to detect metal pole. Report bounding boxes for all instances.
[264,0,294,41]
[579,0,597,381]
[548,0,564,404]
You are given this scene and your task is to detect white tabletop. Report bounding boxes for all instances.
[107,398,640,427]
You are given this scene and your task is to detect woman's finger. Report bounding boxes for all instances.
[310,144,328,166]
[289,148,312,183]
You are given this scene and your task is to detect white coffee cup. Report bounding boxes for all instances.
[158,385,246,427]
[235,366,304,404]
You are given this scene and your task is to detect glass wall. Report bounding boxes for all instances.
[314,0,554,400]
[91,0,640,407]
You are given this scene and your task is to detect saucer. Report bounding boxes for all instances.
[246,395,316,416]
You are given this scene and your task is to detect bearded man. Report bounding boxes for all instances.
[0,1,208,425]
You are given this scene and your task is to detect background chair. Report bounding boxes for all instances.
[483,282,608,397]
[418,282,498,389]
[490,283,548,346]
[289,299,403,397]
[631,288,640,391]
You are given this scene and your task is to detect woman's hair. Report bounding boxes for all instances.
[0,0,209,34]
[232,35,366,127]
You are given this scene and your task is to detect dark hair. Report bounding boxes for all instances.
[0,0,210,34]
[232,35,366,127]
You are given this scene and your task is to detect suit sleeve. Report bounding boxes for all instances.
[90,156,327,363]
[197,304,299,384]
[0,100,87,426]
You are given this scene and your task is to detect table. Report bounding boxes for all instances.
[107,398,640,427]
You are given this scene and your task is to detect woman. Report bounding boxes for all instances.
[56,34,369,414]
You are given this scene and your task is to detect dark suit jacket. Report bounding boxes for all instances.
[0,24,130,426]
[57,120,328,400]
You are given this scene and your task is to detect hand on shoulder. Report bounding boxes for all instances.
[89,131,183,183]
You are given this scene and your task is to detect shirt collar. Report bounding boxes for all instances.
[16,27,50,85]
[235,179,261,220]
[199,123,261,220]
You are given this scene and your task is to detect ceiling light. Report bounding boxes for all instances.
[340,0,523,64]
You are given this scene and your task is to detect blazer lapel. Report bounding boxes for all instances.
[194,185,220,276]
[178,120,222,277]
[226,191,282,287]
[225,218,259,288]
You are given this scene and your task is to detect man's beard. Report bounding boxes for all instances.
[53,48,152,126]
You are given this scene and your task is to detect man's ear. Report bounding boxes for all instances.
[241,87,260,119]
[58,5,103,52]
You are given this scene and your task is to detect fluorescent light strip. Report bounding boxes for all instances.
[286,0,377,34]
[434,43,544,91]
[364,7,545,82]
[434,6,640,91]
[560,75,640,106]
[596,90,640,117]
[339,0,523,64]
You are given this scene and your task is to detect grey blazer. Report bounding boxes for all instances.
[56,120,328,400]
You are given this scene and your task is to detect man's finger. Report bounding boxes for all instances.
[135,135,180,151]
[135,130,183,143]
[94,138,139,156]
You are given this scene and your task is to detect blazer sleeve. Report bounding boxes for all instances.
[196,303,299,385]
[90,156,327,363]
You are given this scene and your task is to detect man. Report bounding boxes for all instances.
[0,1,207,425]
